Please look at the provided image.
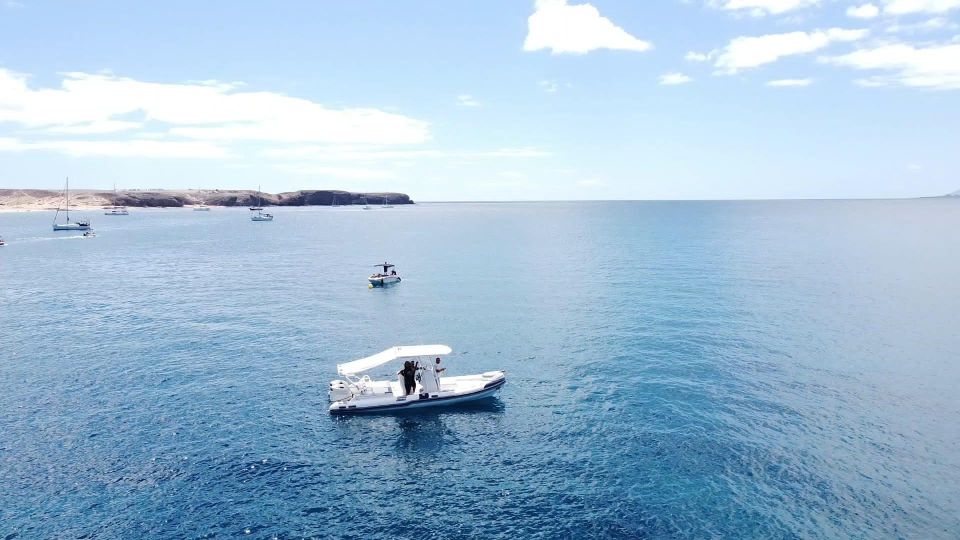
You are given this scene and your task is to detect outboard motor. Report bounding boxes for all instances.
[328,380,352,402]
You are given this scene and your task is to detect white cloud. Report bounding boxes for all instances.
[712,28,868,74]
[822,42,960,89]
[539,79,572,93]
[712,0,821,16]
[457,94,481,107]
[766,78,813,86]
[0,69,429,148]
[881,0,960,14]
[45,120,144,134]
[277,164,396,179]
[0,136,228,158]
[885,16,956,33]
[524,0,652,54]
[261,146,552,161]
[685,51,713,62]
[847,3,880,18]
[659,72,694,85]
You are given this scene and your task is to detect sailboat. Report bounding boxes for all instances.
[361,196,371,210]
[52,177,92,231]
[250,187,274,221]
[104,183,129,215]
[249,185,264,211]
[381,196,393,209]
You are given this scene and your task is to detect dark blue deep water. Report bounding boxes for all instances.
[1,201,958,539]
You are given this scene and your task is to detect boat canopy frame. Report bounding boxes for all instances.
[337,345,451,376]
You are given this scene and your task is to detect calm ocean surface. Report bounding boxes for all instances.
[1,200,958,539]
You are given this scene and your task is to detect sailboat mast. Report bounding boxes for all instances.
[65,177,70,222]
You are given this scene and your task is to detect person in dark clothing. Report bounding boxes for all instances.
[398,361,416,395]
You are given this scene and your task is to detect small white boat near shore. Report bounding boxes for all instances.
[328,345,506,414]
[104,183,129,215]
[369,262,401,287]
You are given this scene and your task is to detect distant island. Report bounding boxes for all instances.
[946,189,960,198]
[0,189,412,211]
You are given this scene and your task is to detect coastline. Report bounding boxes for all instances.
[0,188,413,211]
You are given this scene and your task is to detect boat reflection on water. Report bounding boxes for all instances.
[331,399,505,456]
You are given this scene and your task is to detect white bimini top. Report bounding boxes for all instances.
[337,344,452,376]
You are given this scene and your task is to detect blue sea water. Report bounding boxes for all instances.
[0,200,958,539]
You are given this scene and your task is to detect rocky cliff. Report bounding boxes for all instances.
[0,189,413,209]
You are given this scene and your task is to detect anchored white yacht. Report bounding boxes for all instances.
[328,345,506,414]
[250,187,273,221]
[249,185,265,211]
[369,262,401,287]
[103,184,129,215]
[52,177,92,231]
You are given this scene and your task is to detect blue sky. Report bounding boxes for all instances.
[0,0,958,200]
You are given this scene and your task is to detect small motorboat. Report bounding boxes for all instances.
[193,204,211,211]
[82,230,96,238]
[0,237,5,246]
[369,262,401,287]
[328,345,506,414]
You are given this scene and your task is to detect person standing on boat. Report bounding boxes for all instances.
[434,357,446,375]
[400,361,416,395]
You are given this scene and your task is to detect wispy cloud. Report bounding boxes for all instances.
[822,41,960,89]
[766,78,813,86]
[881,0,960,15]
[710,0,821,17]
[457,94,481,107]
[659,72,694,85]
[538,79,572,93]
[261,146,552,161]
[0,69,429,151]
[0,136,228,158]
[711,28,868,74]
[847,3,880,18]
[524,0,651,54]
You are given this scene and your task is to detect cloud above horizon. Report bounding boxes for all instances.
[708,28,868,74]
[711,0,822,16]
[523,0,652,54]
[822,41,960,89]
[0,68,433,163]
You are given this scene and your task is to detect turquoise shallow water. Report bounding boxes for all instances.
[1,200,959,539]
